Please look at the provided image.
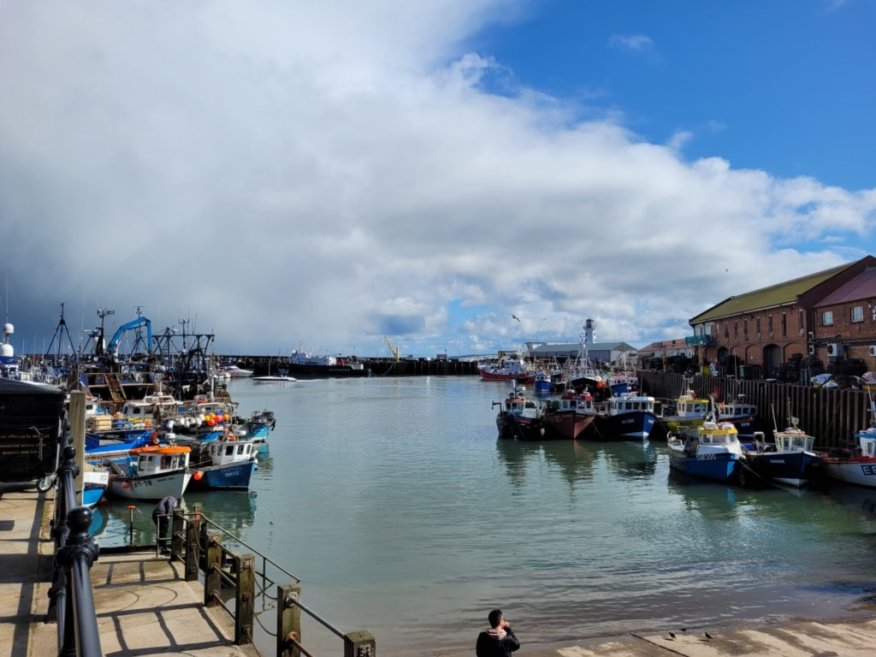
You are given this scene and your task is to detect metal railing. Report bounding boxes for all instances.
[168,508,376,657]
[47,433,102,657]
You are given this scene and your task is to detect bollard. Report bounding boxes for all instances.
[204,533,222,607]
[127,506,136,547]
[234,554,255,645]
[344,631,376,657]
[277,584,301,657]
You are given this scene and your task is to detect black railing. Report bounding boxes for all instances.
[47,433,102,657]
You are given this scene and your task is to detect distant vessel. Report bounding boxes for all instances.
[281,349,371,379]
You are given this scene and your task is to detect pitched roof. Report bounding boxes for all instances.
[815,267,876,307]
[689,262,853,324]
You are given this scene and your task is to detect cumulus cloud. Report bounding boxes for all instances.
[1,1,874,357]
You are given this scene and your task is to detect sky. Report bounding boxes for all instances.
[1,0,875,358]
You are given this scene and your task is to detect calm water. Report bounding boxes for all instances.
[93,376,876,656]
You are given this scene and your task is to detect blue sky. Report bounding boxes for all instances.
[1,0,875,358]
[475,0,875,190]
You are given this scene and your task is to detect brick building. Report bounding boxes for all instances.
[687,255,876,377]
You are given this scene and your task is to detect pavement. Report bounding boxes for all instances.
[4,483,876,657]
[0,484,257,657]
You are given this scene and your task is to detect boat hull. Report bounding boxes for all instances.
[108,470,192,501]
[823,458,876,488]
[668,450,740,482]
[541,411,596,440]
[189,460,256,491]
[594,412,656,441]
[747,450,824,487]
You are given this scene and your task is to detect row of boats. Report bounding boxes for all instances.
[493,383,876,491]
[79,390,277,508]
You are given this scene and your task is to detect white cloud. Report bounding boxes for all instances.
[0,1,874,357]
[609,33,655,53]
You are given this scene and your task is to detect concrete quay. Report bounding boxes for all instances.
[3,483,876,657]
[0,485,256,657]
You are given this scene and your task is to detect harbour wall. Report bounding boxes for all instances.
[226,355,480,377]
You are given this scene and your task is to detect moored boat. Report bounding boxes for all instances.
[106,445,192,501]
[742,408,823,488]
[478,354,535,383]
[592,392,658,441]
[667,418,743,482]
[493,387,541,440]
[541,390,597,440]
[188,437,257,491]
[819,425,876,488]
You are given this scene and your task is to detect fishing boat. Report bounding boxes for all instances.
[541,390,597,440]
[592,392,658,441]
[106,445,192,501]
[742,406,823,487]
[658,389,710,435]
[188,436,258,491]
[820,423,876,488]
[478,354,535,383]
[284,349,370,378]
[716,395,763,440]
[82,469,110,508]
[493,387,541,440]
[667,418,744,482]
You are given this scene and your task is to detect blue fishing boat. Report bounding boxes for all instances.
[188,437,257,491]
[667,419,743,482]
[82,469,110,507]
[592,393,658,441]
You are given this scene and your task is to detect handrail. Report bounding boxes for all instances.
[169,508,375,657]
[48,432,103,657]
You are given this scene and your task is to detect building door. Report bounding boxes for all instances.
[763,344,782,378]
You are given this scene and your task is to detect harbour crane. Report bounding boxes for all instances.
[384,336,400,361]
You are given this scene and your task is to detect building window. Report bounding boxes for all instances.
[799,309,804,335]
[743,319,748,339]
[781,313,787,337]
[756,317,761,336]
[734,322,738,340]
[852,306,864,323]
[768,315,773,335]
[723,323,728,339]
[822,310,834,326]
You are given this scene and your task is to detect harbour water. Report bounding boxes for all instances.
[92,376,876,656]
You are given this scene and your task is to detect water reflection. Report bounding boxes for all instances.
[92,489,258,548]
[496,438,658,489]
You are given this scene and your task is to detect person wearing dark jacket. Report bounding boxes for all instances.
[152,495,177,553]
[476,609,520,657]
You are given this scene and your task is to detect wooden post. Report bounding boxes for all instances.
[69,391,86,503]
[344,631,376,657]
[171,509,184,560]
[204,533,222,606]
[185,514,201,582]
[235,554,255,645]
[277,583,302,657]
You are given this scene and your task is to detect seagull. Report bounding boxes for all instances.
[704,632,713,640]
[668,632,675,639]
[511,314,521,322]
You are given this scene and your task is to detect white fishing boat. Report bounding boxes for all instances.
[107,445,192,501]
